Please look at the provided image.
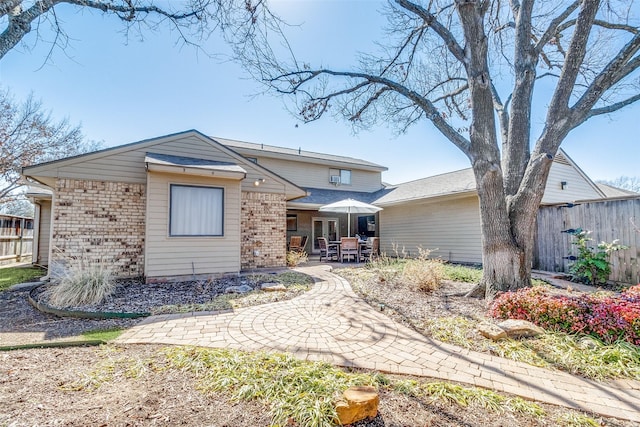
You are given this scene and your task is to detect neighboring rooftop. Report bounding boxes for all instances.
[372,169,476,206]
[596,183,639,198]
[215,136,388,171]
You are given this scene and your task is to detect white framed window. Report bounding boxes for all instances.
[169,184,224,236]
[329,168,352,185]
[340,169,351,185]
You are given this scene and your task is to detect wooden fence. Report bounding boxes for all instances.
[534,197,640,285]
[0,215,34,266]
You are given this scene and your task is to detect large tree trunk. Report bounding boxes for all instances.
[466,165,541,299]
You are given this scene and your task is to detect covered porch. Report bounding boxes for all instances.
[286,188,381,255]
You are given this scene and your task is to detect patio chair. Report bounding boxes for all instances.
[289,235,303,252]
[360,237,379,262]
[340,237,359,263]
[318,237,338,262]
[299,235,308,252]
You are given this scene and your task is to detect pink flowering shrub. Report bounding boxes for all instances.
[488,286,640,346]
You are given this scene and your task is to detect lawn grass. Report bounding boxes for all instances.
[425,315,640,380]
[0,266,46,291]
[163,347,553,427]
[66,345,602,427]
[350,259,640,382]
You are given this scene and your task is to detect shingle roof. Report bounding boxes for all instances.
[372,168,477,205]
[214,137,387,171]
[290,187,382,207]
[596,183,639,198]
[145,152,247,174]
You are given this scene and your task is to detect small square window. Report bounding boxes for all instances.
[170,184,224,236]
[329,168,352,185]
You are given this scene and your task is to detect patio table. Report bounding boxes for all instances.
[330,239,368,262]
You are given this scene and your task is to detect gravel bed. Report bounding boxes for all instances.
[2,272,308,347]
[31,275,270,313]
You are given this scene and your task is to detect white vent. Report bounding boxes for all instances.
[329,175,341,184]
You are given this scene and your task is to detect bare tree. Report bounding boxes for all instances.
[0,88,99,205]
[0,0,252,60]
[598,176,640,192]
[230,0,640,298]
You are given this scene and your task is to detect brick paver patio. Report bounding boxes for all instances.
[117,265,640,422]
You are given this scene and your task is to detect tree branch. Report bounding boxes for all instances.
[543,0,600,142]
[272,68,471,155]
[534,1,581,54]
[0,0,221,60]
[395,0,466,63]
[570,32,640,125]
[586,93,640,119]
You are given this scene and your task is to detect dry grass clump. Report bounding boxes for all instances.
[48,260,115,307]
[286,250,309,267]
[402,259,444,291]
[400,249,444,292]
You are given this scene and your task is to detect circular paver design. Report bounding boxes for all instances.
[217,291,398,359]
[116,265,640,423]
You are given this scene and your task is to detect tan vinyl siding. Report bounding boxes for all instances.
[379,195,483,264]
[542,162,602,204]
[26,133,289,195]
[37,200,51,265]
[249,157,383,192]
[145,171,241,278]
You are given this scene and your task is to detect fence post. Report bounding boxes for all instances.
[17,217,24,262]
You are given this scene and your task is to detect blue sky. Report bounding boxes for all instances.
[0,1,638,184]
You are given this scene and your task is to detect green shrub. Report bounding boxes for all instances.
[48,261,115,307]
[568,229,627,285]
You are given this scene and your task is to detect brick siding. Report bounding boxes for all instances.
[51,179,146,278]
[241,191,286,270]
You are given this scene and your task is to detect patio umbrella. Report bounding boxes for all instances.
[318,198,383,237]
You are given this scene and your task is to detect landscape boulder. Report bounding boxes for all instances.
[497,319,545,338]
[477,322,508,341]
[224,285,253,294]
[335,386,379,425]
[260,283,287,292]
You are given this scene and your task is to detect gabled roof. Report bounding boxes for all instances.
[554,148,606,198]
[371,148,606,207]
[596,183,639,198]
[372,169,476,206]
[22,129,306,200]
[214,136,388,172]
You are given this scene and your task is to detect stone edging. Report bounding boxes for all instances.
[28,285,151,320]
[0,340,106,352]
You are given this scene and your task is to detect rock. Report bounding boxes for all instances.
[260,283,287,292]
[578,336,600,350]
[497,319,545,338]
[477,322,507,341]
[335,386,379,425]
[224,285,253,294]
